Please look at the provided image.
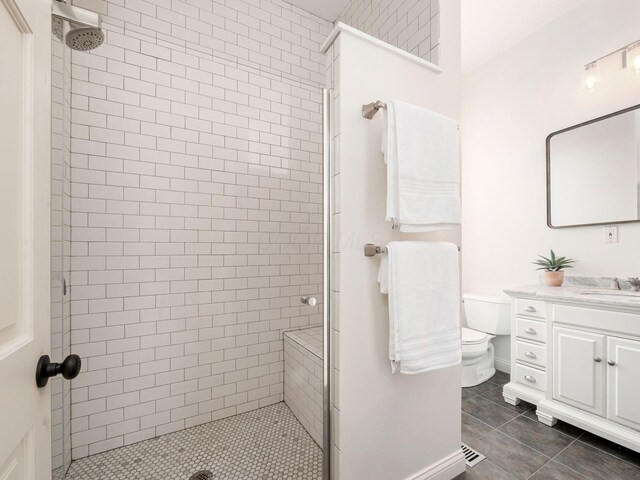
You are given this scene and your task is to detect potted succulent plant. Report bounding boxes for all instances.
[533,250,576,287]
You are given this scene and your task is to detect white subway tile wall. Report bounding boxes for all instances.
[337,0,440,64]
[68,0,331,459]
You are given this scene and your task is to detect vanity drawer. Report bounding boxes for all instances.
[515,340,547,369]
[516,317,547,343]
[515,363,546,392]
[553,304,640,337]
[516,298,546,319]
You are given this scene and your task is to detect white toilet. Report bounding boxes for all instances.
[461,293,511,387]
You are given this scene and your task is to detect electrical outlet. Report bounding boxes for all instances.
[604,225,618,243]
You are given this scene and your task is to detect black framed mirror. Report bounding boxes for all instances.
[547,104,640,228]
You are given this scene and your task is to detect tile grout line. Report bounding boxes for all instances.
[464,381,640,476]
[571,436,640,471]
[524,436,585,479]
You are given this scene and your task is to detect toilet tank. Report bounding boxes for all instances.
[463,293,511,335]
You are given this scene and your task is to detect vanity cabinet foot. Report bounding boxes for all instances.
[536,409,558,426]
[503,390,520,406]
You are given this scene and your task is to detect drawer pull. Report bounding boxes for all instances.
[525,306,537,313]
[608,360,617,366]
[524,351,537,359]
[525,328,537,335]
[594,356,602,363]
[524,375,537,383]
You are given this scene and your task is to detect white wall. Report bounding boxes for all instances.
[326,1,463,478]
[462,0,640,366]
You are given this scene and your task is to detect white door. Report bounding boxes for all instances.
[0,0,52,478]
[553,327,605,416]
[607,336,640,430]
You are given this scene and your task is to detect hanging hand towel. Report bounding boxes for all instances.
[382,101,461,232]
[377,241,461,374]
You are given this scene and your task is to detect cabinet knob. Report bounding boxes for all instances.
[608,360,617,366]
[524,352,537,359]
[525,306,536,312]
[524,328,537,335]
[594,357,602,363]
[524,375,536,383]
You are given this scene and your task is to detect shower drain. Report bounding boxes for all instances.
[189,470,213,480]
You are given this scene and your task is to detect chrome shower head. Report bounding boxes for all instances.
[65,24,104,51]
[52,0,104,52]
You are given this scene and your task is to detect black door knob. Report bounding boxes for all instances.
[36,354,81,388]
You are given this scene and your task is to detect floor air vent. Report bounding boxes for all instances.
[461,443,485,467]
[189,471,213,480]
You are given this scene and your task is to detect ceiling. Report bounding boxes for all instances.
[462,0,588,73]
[286,0,350,22]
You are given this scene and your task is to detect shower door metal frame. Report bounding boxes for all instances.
[322,88,332,480]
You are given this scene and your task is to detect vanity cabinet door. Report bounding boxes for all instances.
[553,327,605,416]
[607,336,640,430]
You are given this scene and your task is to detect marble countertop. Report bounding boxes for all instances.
[504,284,640,309]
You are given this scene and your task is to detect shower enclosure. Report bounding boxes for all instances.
[48,1,333,478]
[50,21,72,480]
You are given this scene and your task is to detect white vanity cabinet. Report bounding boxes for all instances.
[553,327,605,416]
[607,336,640,431]
[503,286,640,453]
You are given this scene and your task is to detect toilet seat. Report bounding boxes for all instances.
[461,328,493,359]
[461,327,487,345]
[461,328,496,387]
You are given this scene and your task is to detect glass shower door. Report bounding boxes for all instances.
[51,29,72,480]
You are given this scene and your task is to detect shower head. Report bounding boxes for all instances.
[52,0,104,51]
[65,24,104,51]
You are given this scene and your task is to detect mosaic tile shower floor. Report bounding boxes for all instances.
[64,403,322,480]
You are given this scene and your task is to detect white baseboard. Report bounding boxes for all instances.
[406,449,465,480]
[494,356,511,374]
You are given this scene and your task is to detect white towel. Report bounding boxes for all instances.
[382,101,461,232]
[377,241,461,374]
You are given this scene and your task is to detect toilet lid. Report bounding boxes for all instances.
[461,327,487,345]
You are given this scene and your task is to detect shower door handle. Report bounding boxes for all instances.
[36,354,81,388]
[301,296,317,307]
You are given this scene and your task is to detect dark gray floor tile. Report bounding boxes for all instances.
[463,381,501,400]
[555,440,640,480]
[522,410,584,438]
[579,432,640,467]
[498,415,575,458]
[462,395,520,428]
[463,387,477,401]
[462,412,494,447]
[457,459,518,480]
[475,430,549,480]
[480,385,533,414]
[490,370,510,386]
[529,460,589,480]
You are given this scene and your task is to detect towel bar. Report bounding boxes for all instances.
[362,100,461,130]
[364,243,461,257]
[362,100,387,119]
